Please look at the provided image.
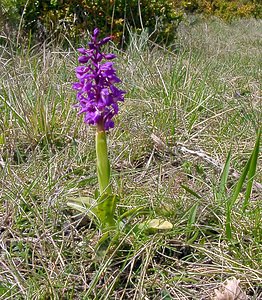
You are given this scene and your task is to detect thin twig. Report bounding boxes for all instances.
[151,133,262,191]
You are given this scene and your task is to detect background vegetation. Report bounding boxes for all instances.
[0,0,262,46]
[0,0,261,299]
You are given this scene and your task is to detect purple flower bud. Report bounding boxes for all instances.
[104,53,116,60]
[93,28,100,38]
[77,48,87,54]
[73,28,126,131]
[78,56,89,63]
[99,37,111,45]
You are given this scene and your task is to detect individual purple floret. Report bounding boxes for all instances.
[72,28,126,131]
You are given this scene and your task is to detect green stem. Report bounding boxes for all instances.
[96,129,112,195]
[96,127,115,228]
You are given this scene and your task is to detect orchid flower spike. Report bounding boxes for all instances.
[73,28,126,131]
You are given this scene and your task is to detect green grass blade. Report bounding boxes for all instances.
[225,200,233,240]
[185,203,199,242]
[226,133,260,240]
[217,149,232,201]
[226,157,251,240]
[229,156,251,208]
[1,94,26,127]
[187,203,198,227]
[242,128,261,211]
[181,184,202,199]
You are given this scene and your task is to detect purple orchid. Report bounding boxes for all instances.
[72,28,126,131]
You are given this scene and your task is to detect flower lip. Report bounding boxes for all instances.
[72,82,83,91]
[100,62,114,70]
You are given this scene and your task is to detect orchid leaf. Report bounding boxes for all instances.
[96,193,118,228]
[67,196,98,216]
[118,206,148,222]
